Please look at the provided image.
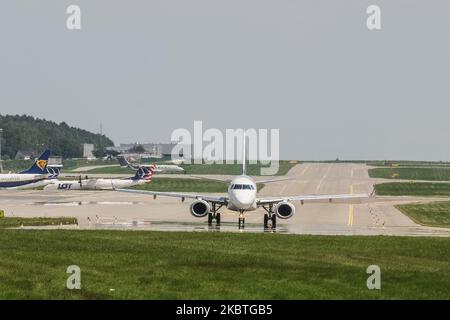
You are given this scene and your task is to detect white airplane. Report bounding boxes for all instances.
[117,156,184,173]
[118,135,369,229]
[44,166,153,191]
[0,150,54,189]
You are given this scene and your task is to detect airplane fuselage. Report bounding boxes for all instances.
[0,173,48,189]
[44,178,148,191]
[227,175,258,211]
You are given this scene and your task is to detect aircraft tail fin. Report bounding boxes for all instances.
[46,166,61,179]
[20,150,51,174]
[242,131,247,176]
[118,155,139,170]
[133,166,154,181]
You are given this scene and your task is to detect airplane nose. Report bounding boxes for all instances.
[233,194,253,209]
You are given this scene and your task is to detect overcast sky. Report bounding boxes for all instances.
[1,1,449,160]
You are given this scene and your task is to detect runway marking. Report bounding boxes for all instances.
[279,184,288,195]
[315,164,332,193]
[348,205,354,226]
[348,184,354,226]
[300,165,309,176]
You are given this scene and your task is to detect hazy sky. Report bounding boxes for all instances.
[1,1,449,160]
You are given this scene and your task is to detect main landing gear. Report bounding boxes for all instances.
[262,204,277,230]
[207,203,223,228]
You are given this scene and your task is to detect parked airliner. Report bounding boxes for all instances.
[0,150,53,189]
[117,156,184,173]
[44,166,153,190]
[118,135,368,229]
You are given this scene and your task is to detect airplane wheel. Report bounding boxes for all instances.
[216,213,221,226]
[271,215,277,229]
[264,214,269,229]
[238,217,244,229]
[208,213,213,225]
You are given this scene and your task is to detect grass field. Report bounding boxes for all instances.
[0,217,77,228]
[128,178,264,193]
[396,202,450,228]
[1,159,35,172]
[367,161,450,167]
[130,178,229,192]
[180,161,297,176]
[83,161,297,176]
[81,166,130,174]
[0,230,448,299]
[374,182,450,196]
[369,167,450,181]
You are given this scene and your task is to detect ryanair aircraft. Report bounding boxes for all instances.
[0,150,52,189]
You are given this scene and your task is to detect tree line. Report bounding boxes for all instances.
[0,114,114,159]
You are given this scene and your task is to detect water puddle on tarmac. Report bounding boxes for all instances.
[29,201,146,206]
[88,219,289,234]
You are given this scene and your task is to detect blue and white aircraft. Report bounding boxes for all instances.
[0,150,54,189]
[43,166,153,191]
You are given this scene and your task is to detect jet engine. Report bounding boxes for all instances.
[275,201,295,219]
[190,200,210,218]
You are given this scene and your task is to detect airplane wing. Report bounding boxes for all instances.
[116,188,228,204]
[188,176,291,184]
[257,193,369,205]
[256,177,292,184]
[190,175,232,183]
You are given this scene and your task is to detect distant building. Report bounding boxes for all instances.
[15,150,63,164]
[15,149,38,160]
[83,144,95,159]
[108,142,193,158]
[48,156,63,166]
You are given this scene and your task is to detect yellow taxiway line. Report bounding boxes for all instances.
[348,204,354,226]
[347,184,354,226]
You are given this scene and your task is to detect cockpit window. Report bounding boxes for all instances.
[232,184,254,190]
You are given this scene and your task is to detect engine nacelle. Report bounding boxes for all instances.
[275,201,295,219]
[190,200,210,218]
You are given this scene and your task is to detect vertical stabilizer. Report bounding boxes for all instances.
[242,131,247,176]
[20,150,50,174]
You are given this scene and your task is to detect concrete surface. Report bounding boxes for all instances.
[2,163,450,236]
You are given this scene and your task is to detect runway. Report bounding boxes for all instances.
[2,163,450,236]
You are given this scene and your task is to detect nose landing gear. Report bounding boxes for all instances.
[238,212,245,229]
